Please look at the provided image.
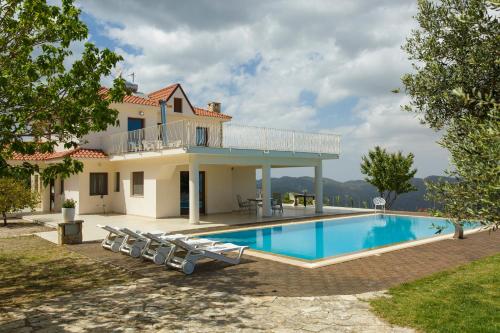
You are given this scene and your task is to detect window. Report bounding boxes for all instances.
[173,97,182,113]
[132,172,144,196]
[115,172,120,192]
[127,117,144,131]
[196,127,209,146]
[90,173,108,196]
[60,179,64,195]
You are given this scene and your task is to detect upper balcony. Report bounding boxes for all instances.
[103,120,341,158]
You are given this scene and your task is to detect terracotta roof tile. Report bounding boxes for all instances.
[193,107,232,120]
[10,148,107,161]
[148,83,179,101]
[99,87,158,106]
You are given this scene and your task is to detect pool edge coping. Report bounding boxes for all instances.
[193,213,483,269]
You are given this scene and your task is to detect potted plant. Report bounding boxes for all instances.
[62,199,76,222]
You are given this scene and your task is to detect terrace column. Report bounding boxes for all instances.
[315,161,323,213]
[261,163,272,217]
[189,158,200,224]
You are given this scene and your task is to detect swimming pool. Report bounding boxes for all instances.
[204,214,475,262]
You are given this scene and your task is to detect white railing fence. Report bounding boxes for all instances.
[103,120,340,155]
[222,123,340,155]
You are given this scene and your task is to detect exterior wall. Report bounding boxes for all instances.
[80,103,159,150]
[64,173,80,213]
[156,163,182,218]
[52,177,63,212]
[111,159,159,218]
[204,165,233,214]
[40,183,51,213]
[75,160,116,215]
[231,167,257,210]
[165,88,195,118]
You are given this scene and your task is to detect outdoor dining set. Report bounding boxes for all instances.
[236,191,316,215]
[97,225,247,275]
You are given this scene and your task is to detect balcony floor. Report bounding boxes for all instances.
[23,205,371,243]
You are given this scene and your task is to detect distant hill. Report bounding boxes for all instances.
[257,176,454,211]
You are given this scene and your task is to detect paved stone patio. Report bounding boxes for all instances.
[0,280,412,333]
[1,220,498,332]
[22,205,369,243]
[70,230,500,297]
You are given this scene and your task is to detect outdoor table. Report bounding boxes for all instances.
[293,193,315,207]
[248,198,275,204]
[248,198,274,209]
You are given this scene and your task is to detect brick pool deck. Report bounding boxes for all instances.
[70,230,500,297]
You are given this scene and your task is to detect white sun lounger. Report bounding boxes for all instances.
[97,224,128,253]
[142,232,218,265]
[165,238,248,274]
[118,228,165,258]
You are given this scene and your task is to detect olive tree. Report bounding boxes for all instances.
[401,0,499,237]
[0,177,39,226]
[402,0,499,130]
[426,91,499,238]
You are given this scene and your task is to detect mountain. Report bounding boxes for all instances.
[257,176,453,211]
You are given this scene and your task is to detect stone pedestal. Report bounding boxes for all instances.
[57,220,83,245]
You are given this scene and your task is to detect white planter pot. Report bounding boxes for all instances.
[62,208,76,222]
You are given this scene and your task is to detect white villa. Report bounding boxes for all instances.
[10,83,340,224]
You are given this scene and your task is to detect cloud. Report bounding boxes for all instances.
[77,0,449,180]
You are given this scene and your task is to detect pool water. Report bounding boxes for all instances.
[204,214,475,261]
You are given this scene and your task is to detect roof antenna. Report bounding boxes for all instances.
[128,72,136,83]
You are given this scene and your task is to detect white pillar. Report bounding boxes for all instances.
[261,163,272,217]
[315,161,323,213]
[189,159,200,224]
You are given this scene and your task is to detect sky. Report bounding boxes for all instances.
[76,0,450,181]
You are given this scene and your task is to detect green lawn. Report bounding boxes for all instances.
[370,253,500,333]
[0,235,134,309]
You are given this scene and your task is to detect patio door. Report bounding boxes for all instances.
[49,179,55,212]
[180,171,205,215]
[128,117,145,150]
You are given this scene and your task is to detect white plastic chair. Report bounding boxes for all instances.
[97,225,127,252]
[142,232,218,265]
[164,238,248,274]
[373,197,386,212]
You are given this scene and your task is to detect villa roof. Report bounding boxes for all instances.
[10,148,108,161]
[193,107,232,120]
[99,87,158,107]
[147,83,179,102]
[101,83,232,120]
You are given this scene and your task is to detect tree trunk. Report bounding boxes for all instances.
[453,222,464,239]
[2,212,7,227]
[386,193,398,210]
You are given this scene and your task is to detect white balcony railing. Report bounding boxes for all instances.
[103,120,341,156]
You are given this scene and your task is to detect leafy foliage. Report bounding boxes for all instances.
[402,0,499,236]
[0,177,39,226]
[402,0,499,129]
[62,198,76,208]
[426,91,500,234]
[0,0,127,185]
[360,146,417,209]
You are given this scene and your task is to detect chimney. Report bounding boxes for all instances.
[207,102,221,113]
